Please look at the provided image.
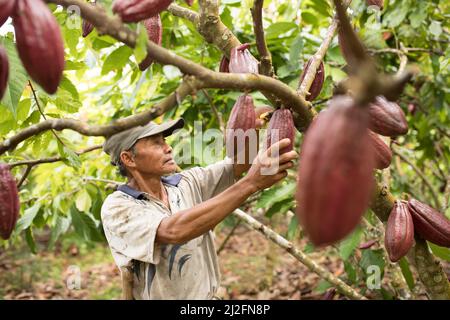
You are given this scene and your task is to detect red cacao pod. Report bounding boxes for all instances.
[13,0,65,94]
[138,14,163,71]
[359,239,377,249]
[0,0,15,27]
[385,200,414,262]
[366,0,383,9]
[225,94,256,160]
[0,46,8,100]
[299,59,325,101]
[296,96,375,246]
[408,199,450,247]
[321,288,336,300]
[368,96,408,137]
[0,163,20,240]
[184,0,194,5]
[368,130,392,169]
[229,43,259,74]
[82,20,94,38]
[266,109,295,155]
[219,55,229,73]
[112,0,173,23]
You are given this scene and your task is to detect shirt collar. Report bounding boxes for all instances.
[117,174,182,200]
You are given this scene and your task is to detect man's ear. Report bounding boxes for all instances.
[120,150,136,168]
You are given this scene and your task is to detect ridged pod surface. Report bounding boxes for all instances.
[138,14,163,71]
[229,44,259,74]
[112,0,173,23]
[408,199,450,247]
[219,55,229,73]
[368,96,408,137]
[225,94,256,159]
[385,200,415,262]
[266,109,295,155]
[296,96,375,246]
[82,1,96,38]
[0,46,8,100]
[0,0,15,27]
[299,59,325,101]
[13,0,65,94]
[0,163,20,240]
[368,130,392,169]
[366,0,383,9]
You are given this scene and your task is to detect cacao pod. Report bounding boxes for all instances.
[138,14,163,71]
[408,199,450,247]
[225,94,256,161]
[359,239,377,249]
[266,109,295,155]
[13,0,65,94]
[229,43,259,74]
[368,130,392,169]
[368,96,408,137]
[385,200,414,262]
[299,59,325,101]
[112,0,173,23]
[296,96,375,246]
[184,0,194,5]
[0,0,15,27]
[0,163,20,240]
[321,288,336,300]
[82,1,96,38]
[219,55,229,73]
[366,0,383,9]
[0,46,8,100]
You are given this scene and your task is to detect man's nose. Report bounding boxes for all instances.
[165,143,173,153]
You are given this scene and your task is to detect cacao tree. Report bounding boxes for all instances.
[0,0,449,300]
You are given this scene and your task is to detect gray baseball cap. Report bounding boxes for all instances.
[103,118,184,165]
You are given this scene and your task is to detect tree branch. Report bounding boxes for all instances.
[251,0,274,77]
[167,3,199,24]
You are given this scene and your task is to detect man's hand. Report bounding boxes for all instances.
[243,138,298,192]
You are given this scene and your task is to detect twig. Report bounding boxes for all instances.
[251,0,274,77]
[442,176,450,213]
[217,220,241,255]
[17,165,32,188]
[167,3,199,24]
[201,89,224,132]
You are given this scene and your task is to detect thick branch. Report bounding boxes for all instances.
[167,3,199,24]
[251,0,274,77]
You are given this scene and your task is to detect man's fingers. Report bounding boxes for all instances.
[279,150,298,163]
[278,161,294,172]
[266,138,291,156]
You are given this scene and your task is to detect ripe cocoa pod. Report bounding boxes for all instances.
[266,109,295,155]
[0,0,15,27]
[359,239,377,249]
[184,0,194,5]
[225,94,256,160]
[296,96,375,246]
[0,46,9,100]
[368,96,408,137]
[0,163,20,240]
[385,200,414,262]
[321,288,336,300]
[138,14,162,71]
[219,55,229,73]
[368,130,392,169]
[82,1,96,38]
[366,0,383,9]
[408,199,450,247]
[229,43,259,74]
[299,59,325,101]
[112,0,173,23]
[13,0,65,94]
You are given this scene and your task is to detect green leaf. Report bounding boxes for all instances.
[344,260,358,284]
[75,189,92,213]
[429,21,442,38]
[313,280,332,294]
[59,76,80,100]
[301,11,319,26]
[25,228,37,254]
[429,243,450,262]
[134,25,149,65]
[48,215,71,250]
[58,143,82,169]
[265,198,293,217]
[15,203,42,232]
[359,249,386,276]
[16,99,31,122]
[266,22,298,38]
[256,181,296,209]
[398,257,415,290]
[339,226,362,260]
[101,46,133,75]
[70,206,104,242]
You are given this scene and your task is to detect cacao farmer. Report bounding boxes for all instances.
[101,114,297,300]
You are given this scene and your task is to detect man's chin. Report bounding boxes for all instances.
[162,161,178,174]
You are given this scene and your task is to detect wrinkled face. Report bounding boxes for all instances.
[120,133,177,177]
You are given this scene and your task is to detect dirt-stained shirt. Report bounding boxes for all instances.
[100,159,236,300]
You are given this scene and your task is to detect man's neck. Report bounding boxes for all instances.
[128,175,165,201]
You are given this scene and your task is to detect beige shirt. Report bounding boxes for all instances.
[101,159,236,300]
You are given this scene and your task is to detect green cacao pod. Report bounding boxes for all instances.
[299,59,325,101]
[138,14,162,71]
[225,94,256,160]
[0,163,20,240]
[368,130,392,169]
[219,55,229,73]
[112,0,173,23]
[13,0,65,94]
[229,43,259,74]
[385,200,414,262]
[368,96,408,137]
[0,0,15,27]
[296,96,375,246]
[266,109,295,155]
[408,199,450,248]
[0,46,8,100]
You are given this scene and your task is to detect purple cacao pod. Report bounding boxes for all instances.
[138,14,163,71]
[0,0,15,27]
[0,46,8,100]
[266,109,295,155]
[296,96,375,246]
[12,0,65,94]
[368,130,392,169]
[299,59,325,101]
[229,43,259,74]
[219,55,229,73]
[368,96,408,137]
[112,0,173,23]
[0,163,20,240]
[385,200,415,262]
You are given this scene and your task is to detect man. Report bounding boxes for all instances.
[101,117,297,300]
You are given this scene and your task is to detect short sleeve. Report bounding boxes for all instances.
[181,158,236,201]
[101,194,165,264]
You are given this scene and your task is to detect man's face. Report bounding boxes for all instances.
[121,133,177,177]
